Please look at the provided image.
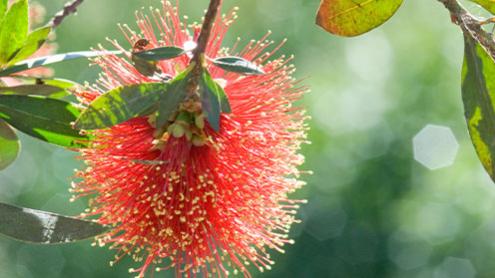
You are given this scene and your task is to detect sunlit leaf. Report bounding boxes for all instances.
[316,0,403,37]
[75,82,167,130]
[0,0,7,22]
[156,67,193,129]
[0,202,107,244]
[200,71,231,131]
[8,26,52,65]
[0,95,89,148]
[133,46,185,61]
[0,0,28,63]
[213,56,265,75]
[0,120,19,170]
[462,36,495,181]
[0,50,122,77]
[470,0,495,14]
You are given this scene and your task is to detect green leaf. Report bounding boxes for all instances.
[133,46,185,61]
[23,77,79,90]
[213,56,265,75]
[0,202,107,244]
[0,120,19,170]
[75,82,168,130]
[0,77,79,98]
[8,26,52,65]
[0,95,89,148]
[462,36,495,181]
[132,55,160,77]
[155,67,193,129]
[0,84,69,98]
[0,50,122,77]
[200,71,231,132]
[470,0,495,14]
[316,0,403,37]
[0,0,29,64]
[0,0,7,22]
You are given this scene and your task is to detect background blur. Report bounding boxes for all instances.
[1,0,493,277]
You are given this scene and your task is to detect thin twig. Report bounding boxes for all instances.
[186,0,223,98]
[437,0,495,60]
[50,0,85,28]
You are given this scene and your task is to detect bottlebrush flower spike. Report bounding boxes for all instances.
[72,1,309,277]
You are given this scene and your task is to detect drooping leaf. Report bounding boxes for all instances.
[213,56,265,75]
[133,46,185,61]
[8,26,52,65]
[0,202,107,244]
[132,55,160,77]
[0,120,19,170]
[470,0,495,14]
[462,36,495,181]
[0,50,122,77]
[0,95,89,148]
[0,0,28,64]
[0,84,69,98]
[155,67,193,129]
[316,0,403,37]
[200,71,231,132]
[75,82,168,130]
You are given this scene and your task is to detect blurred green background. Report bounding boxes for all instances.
[1,0,494,277]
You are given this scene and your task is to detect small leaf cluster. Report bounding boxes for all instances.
[76,44,263,137]
[0,0,122,240]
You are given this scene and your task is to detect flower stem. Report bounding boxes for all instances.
[50,0,85,28]
[187,0,223,98]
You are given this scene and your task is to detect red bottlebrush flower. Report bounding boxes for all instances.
[73,2,309,277]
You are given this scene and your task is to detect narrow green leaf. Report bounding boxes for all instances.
[75,82,167,130]
[0,84,69,98]
[0,120,19,170]
[462,36,495,181]
[22,77,79,89]
[133,46,185,61]
[0,0,29,64]
[38,78,79,89]
[155,67,193,128]
[0,95,89,148]
[0,0,7,22]
[470,0,495,14]
[200,71,231,132]
[8,26,52,65]
[0,77,79,98]
[0,202,107,244]
[316,0,403,37]
[0,50,122,77]
[213,56,265,75]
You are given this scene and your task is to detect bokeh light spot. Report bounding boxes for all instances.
[413,124,459,170]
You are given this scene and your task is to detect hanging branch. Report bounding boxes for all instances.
[437,0,495,60]
[50,0,85,28]
[186,0,223,98]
